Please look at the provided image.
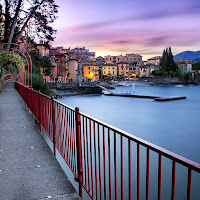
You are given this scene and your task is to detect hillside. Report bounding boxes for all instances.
[174,50,200,63]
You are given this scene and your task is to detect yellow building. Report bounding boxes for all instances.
[102,64,117,77]
[82,64,99,80]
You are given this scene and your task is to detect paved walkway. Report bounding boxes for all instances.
[0,81,80,200]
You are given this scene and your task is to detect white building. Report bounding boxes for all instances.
[175,59,192,73]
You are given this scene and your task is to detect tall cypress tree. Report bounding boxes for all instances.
[161,49,167,70]
[161,47,178,73]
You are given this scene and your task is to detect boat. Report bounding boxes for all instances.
[175,84,184,88]
[118,82,129,87]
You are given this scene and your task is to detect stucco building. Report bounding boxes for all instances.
[117,61,129,78]
[102,64,117,77]
[175,59,192,73]
[147,56,162,66]
[82,63,99,80]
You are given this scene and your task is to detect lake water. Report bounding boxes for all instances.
[58,83,200,199]
[60,83,200,163]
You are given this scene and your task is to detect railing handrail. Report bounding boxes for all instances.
[79,111,200,173]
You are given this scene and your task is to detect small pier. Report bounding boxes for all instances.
[104,93,186,101]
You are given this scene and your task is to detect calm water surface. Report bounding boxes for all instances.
[60,83,200,163]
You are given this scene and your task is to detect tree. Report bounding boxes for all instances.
[183,72,192,83]
[161,47,178,73]
[192,61,200,70]
[1,0,58,45]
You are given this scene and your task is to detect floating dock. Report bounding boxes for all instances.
[154,96,186,101]
[104,93,186,101]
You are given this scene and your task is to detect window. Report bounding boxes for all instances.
[104,67,106,69]
[113,71,114,74]
[109,67,110,69]
[104,71,106,74]
[88,71,90,74]
[88,67,90,69]
[112,67,114,69]
[129,67,132,70]
[110,58,111,60]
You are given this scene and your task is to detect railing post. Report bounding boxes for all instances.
[51,96,56,157]
[38,90,42,134]
[75,107,83,198]
[31,88,34,121]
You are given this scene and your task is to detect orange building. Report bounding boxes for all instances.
[82,63,99,80]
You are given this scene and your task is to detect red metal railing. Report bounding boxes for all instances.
[15,82,200,200]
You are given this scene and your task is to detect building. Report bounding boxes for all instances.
[51,46,95,63]
[67,59,82,82]
[128,64,138,78]
[49,50,68,82]
[104,55,115,64]
[145,63,160,74]
[138,66,151,77]
[82,63,99,81]
[104,55,127,64]
[126,53,143,63]
[175,59,192,73]
[95,56,105,65]
[101,64,117,77]
[117,61,129,78]
[147,56,162,66]
[37,42,50,57]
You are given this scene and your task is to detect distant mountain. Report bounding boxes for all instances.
[174,50,200,63]
[191,58,200,64]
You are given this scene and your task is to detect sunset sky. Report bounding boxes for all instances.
[52,0,200,60]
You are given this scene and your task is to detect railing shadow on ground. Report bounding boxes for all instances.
[15,81,200,200]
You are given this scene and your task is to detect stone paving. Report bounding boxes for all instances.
[0,81,80,200]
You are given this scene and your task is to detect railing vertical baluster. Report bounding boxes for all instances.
[51,96,56,156]
[93,121,98,200]
[69,110,72,168]
[171,161,176,200]
[86,118,91,192]
[121,135,123,200]
[75,107,83,198]
[98,124,102,200]
[61,107,66,157]
[89,119,94,197]
[83,116,87,188]
[73,111,77,174]
[128,139,131,200]
[108,129,112,200]
[103,127,107,200]
[146,148,149,200]
[158,154,162,200]
[187,168,192,200]
[114,132,117,200]
[137,143,140,200]
[72,111,75,172]
[65,108,69,161]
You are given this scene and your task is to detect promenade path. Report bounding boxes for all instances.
[0,81,80,200]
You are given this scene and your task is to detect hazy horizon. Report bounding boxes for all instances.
[51,0,200,59]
